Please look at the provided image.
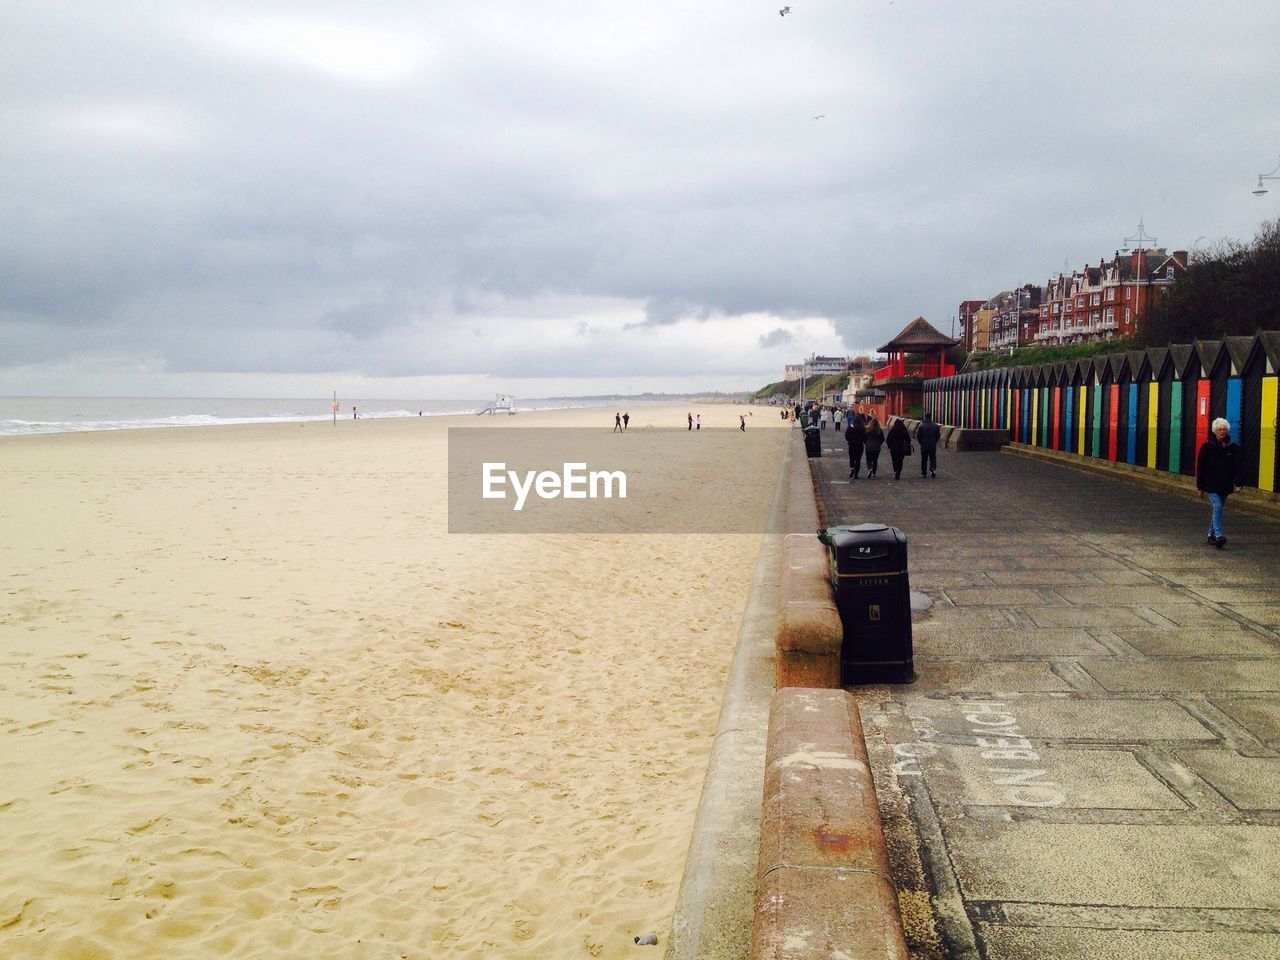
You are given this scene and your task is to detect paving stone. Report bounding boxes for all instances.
[923,744,1185,810]
[946,587,1061,607]
[1209,695,1280,744]
[1024,607,1155,628]
[946,821,1280,909]
[979,925,1280,960]
[1112,628,1280,658]
[1178,749,1280,810]
[913,628,1109,660]
[904,696,1216,742]
[908,662,1075,694]
[1052,585,1190,606]
[1232,604,1280,628]
[1137,606,1253,630]
[1080,659,1280,693]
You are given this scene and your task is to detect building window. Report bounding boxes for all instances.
[1126,288,1131,300]
[1125,308,1131,323]
[1167,266,1175,278]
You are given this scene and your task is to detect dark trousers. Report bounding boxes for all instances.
[921,448,937,475]
[890,452,906,478]
[865,449,881,475]
[848,447,864,475]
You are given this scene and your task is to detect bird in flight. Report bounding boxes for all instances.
[812,114,826,120]
[780,6,791,16]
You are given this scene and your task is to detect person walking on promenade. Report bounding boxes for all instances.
[834,407,843,430]
[819,406,829,430]
[917,412,941,478]
[623,412,630,430]
[688,412,693,431]
[614,412,623,432]
[886,417,912,480]
[864,417,884,478]
[845,413,867,479]
[1196,416,1243,549]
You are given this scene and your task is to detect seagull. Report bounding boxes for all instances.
[779,6,791,16]
[812,114,826,119]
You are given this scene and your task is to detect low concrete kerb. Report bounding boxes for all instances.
[750,688,909,960]
[776,434,842,689]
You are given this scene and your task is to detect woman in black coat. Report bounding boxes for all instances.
[885,418,912,480]
[844,414,867,479]
[864,418,885,478]
[1196,417,1243,548]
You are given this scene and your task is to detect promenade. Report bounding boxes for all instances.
[809,436,1280,959]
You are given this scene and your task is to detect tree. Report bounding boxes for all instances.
[1139,219,1280,346]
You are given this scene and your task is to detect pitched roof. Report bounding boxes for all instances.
[877,316,960,353]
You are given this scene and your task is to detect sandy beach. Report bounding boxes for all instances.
[1,404,786,959]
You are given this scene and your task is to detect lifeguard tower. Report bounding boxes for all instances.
[477,394,517,415]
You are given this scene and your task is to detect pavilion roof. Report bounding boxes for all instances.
[877,316,960,353]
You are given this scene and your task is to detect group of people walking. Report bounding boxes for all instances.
[842,412,942,480]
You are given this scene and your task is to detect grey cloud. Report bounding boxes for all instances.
[2,2,1278,391]
[758,328,794,349]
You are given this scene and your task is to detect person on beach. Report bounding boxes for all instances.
[844,413,866,479]
[352,406,359,420]
[1196,417,1243,549]
[740,414,746,432]
[623,412,630,430]
[614,412,623,432]
[917,413,941,478]
[886,418,912,480]
[696,414,701,430]
[688,412,693,431]
[864,417,884,479]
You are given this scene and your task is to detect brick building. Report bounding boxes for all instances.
[1035,248,1188,344]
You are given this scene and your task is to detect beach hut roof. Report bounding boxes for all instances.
[1107,353,1131,380]
[1225,335,1258,374]
[877,316,960,353]
[1126,350,1150,379]
[1146,347,1171,379]
[1196,340,1225,377]
[1168,343,1196,377]
[1257,331,1280,373]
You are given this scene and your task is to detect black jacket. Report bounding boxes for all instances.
[1196,435,1243,496]
[885,420,911,456]
[916,419,941,452]
[844,422,866,454]
[864,424,885,454]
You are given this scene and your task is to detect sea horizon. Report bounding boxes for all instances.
[0,393,747,437]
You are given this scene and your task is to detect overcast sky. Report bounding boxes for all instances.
[3,1,1278,398]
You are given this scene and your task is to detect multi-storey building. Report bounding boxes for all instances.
[956,300,986,351]
[1035,248,1187,344]
[972,301,997,351]
[989,284,1043,350]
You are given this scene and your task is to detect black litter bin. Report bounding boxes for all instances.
[818,523,914,682]
[804,425,822,457]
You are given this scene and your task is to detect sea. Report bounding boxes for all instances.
[0,396,594,438]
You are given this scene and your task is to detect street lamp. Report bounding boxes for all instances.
[1253,156,1280,195]
[1122,218,1157,337]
